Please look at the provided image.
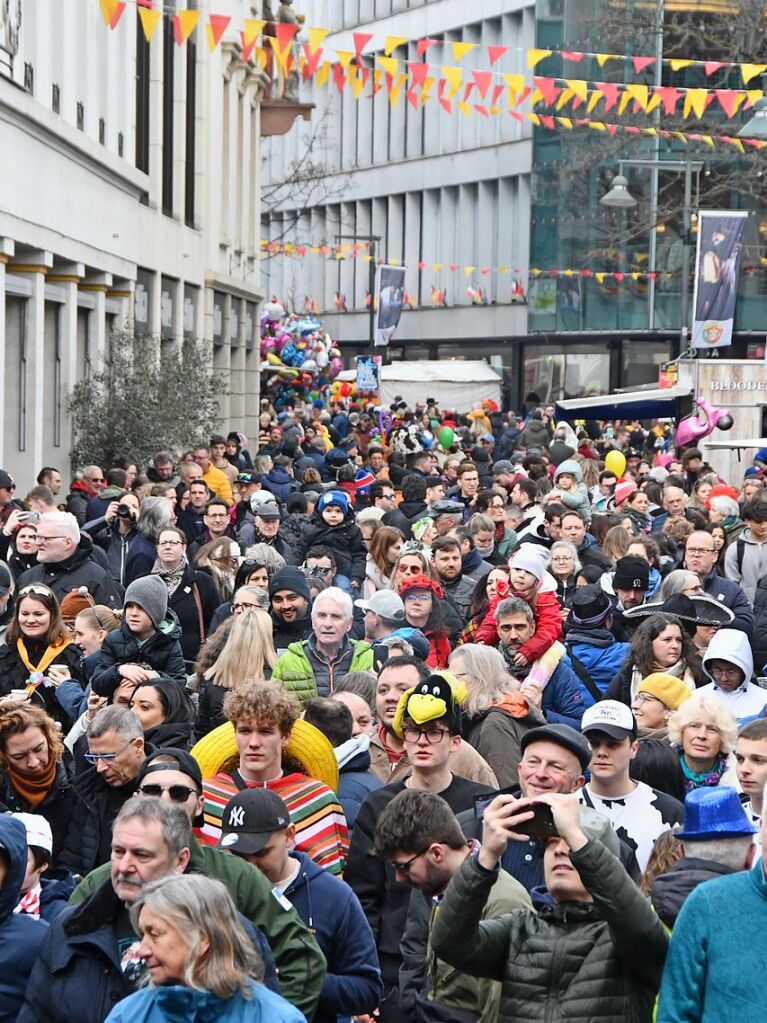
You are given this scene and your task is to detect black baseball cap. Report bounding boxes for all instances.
[236,471,259,485]
[520,723,592,773]
[136,747,203,790]
[219,789,291,854]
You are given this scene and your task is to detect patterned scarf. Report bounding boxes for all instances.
[152,557,187,597]
[14,885,41,919]
[678,749,728,792]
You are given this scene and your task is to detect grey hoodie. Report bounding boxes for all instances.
[723,529,767,603]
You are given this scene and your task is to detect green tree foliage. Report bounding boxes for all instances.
[68,332,228,470]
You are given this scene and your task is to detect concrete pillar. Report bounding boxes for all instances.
[0,239,15,461]
[48,263,85,471]
[79,272,113,369]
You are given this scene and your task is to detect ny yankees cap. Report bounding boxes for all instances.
[219,788,291,854]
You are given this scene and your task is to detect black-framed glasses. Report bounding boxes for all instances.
[402,726,449,744]
[389,850,428,876]
[138,783,199,803]
[84,739,136,764]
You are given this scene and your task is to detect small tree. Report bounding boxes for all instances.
[68,332,229,471]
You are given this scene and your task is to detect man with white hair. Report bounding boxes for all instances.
[271,586,374,700]
[65,465,104,525]
[16,511,123,607]
[651,485,688,533]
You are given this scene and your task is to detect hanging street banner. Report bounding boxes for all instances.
[356,355,380,395]
[691,210,748,349]
[374,265,407,347]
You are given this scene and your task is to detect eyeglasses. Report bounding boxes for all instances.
[240,559,266,572]
[402,726,448,744]
[84,739,136,764]
[138,783,199,802]
[686,547,716,556]
[303,565,333,576]
[634,692,663,706]
[398,564,424,575]
[709,666,742,679]
[404,593,431,604]
[34,536,68,545]
[389,850,428,876]
[550,555,573,563]
[18,584,54,597]
[232,602,262,613]
[158,540,183,547]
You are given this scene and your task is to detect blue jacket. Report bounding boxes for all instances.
[565,629,631,708]
[701,568,754,638]
[262,466,297,504]
[123,534,159,586]
[657,860,767,1022]
[283,851,382,1023]
[539,659,585,729]
[0,816,48,1022]
[335,738,383,832]
[104,982,304,1023]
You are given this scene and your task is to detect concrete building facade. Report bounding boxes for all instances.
[1,0,264,489]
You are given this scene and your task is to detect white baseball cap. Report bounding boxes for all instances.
[12,812,53,854]
[581,700,637,740]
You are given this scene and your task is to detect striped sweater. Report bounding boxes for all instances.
[196,771,349,876]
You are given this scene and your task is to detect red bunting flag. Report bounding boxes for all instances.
[704,61,727,75]
[632,55,656,73]
[274,22,298,51]
[561,50,584,62]
[407,61,431,88]
[596,82,620,110]
[715,89,742,117]
[533,76,561,105]
[353,32,373,63]
[472,70,493,98]
[207,14,230,50]
[654,85,681,114]
[417,38,438,56]
[301,43,324,78]
[487,45,508,65]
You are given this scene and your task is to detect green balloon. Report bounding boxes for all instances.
[438,426,455,449]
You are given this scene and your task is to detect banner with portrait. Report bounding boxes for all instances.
[374,265,407,347]
[691,210,748,349]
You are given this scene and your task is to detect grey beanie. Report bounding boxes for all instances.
[124,574,168,629]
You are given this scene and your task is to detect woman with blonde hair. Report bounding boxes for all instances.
[104,873,302,1022]
[602,524,631,566]
[193,609,276,740]
[194,537,241,603]
[365,525,404,595]
[668,690,739,792]
[448,643,542,787]
[387,546,437,590]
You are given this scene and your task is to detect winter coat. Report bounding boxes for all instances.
[753,575,767,674]
[19,876,280,1023]
[271,638,373,701]
[576,534,614,572]
[156,561,219,665]
[400,868,531,1023]
[650,857,735,930]
[83,518,138,587]
[565,628,631,708]
[236,523,296,563]
[65,481,92,525]
[475,588,563,665]
[441,573,477,622]
[700,567,753,638]
[431,839,668,1023]
[295,515,367,587]
[552,460,592,525]
[279,513,314,559]
[464,697,544,788]
[605,658,698,708]
[271,610,313,655]
[69,840,327,1021]
[281,851,382,1023]
[38,870,77,923]
[0,816,48,1023]
[17,535,124,608]
[334,736,383,831]
[656,859,767,1022]
[698,628,766,721]
[723,528,767,603]
[90,612,187,699]
[123,533,159,586]
[516,419,551,450]
[85,486,126,523]
[262,466,298,504]
[104,983,304,1023]
[0,760,75,865]
[0,638,87,730]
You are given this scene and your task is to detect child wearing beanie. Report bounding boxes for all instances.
[90,575,187,699]
[474,544,563,666]
[295,490,367,593]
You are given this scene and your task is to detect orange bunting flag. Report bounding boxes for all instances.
[741,63,767,85]
[99,0,126,29]
[384,36,407,56]
[138,5,161,42]
[173,10,199,46]
[527,48,552,68]
[451,41,476,61]
[205,14,230,52]
[488,45,508,65]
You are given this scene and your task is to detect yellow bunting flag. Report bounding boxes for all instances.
[669,59,693,72]
[388,73,407,106]
[527,112,541,125]
[432,264,442,272]
[308,27,329,52]
[384,35,408,56]
[137,5,161,42]
[527,49,552,68]
[557,116,573,129]
[646,92,661,113]
[746,89,764,107]
[243,18,265,45]
[595,53,620,66]
[336,50,354,72]
[700,134,716,149]
[377,56,399,77]
[502,73,525,100]
[556,89,574,110]
[174,9,199,45]
[617,90,632,115]
[464,266,476,277]
[451,41,477,61]
[567,79,588,104]
[315,61,331,87]
[99,0,122,28]
[741,63,767,85]
[587,90,602,113]
[457,101,471,116]
[625,83,649,111]
[205,15,231,52]
[442,66,463,98]
[351,71,365,99]
[595,273,606,284]
[683,88,708,119]
[727,136,745,153]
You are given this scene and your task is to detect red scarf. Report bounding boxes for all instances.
[376,723,406,765]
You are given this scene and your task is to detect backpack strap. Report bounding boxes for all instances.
[736,537,746,575]
[191,578,206,642]
[567,648,605,704]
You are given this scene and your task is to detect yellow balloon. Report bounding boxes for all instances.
[604,450,627,478]
[266,352,281,366]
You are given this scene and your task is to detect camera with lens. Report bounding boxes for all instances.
[116,503,136,520]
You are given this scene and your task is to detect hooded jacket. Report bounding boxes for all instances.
[0,816,48,1022]
[65,480,94,525]
[699,628,766,721]
[650,857,735,930]
[262,465,298,504]
[17,534,124,609]
[335,735,384,831]
[295,511,367,586]
[90,611,187,699]
[723,527,767,604]
[516,418,551,451]
[282,851,382,1023]
[553,460,592,525]
[565,628,631,708]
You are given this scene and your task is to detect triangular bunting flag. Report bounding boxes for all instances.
[625,83,649,111]
[632,55,655,73]
[351,70,365,99]
[556,116,573,129]
[527,49,552,68]
[556,89,574,110]
[442,66,463,98]
[669,58,693,72]
[617,90,632,115]
[407,61,431,88]
[488,45,508,65]
[744,89,763,109]
[173,10,199,46]
[205,14,230,52]
[377,56,398,77]
[587,90,602,113]
[654,86,680,115]
[704,61,726,76]
[336,50,354,72]
[533,76,561,106]
[472,70,493,98]
[741,63,767,85]
[502,73,525,99]
[384,36,407,56]
[456,101,471,117]
[596,82,620,111]
[474,105,489,117]
[274,22,298,51]
[307,27,329,51]
[539,114,555,129]
[417,39,438,56]
[353,32,373,63]
[138,5,161,41]
[715,90,745,118]
[683,88,708,119]
[561,50,584,62]
[241,19,264,60]
[595,53,619,66]
[567,79,589,105]
[699,134,716,149]
[99,0,126,29]
[451,41,476,61]
[301,44,324,79]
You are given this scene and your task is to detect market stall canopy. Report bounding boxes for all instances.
[555,386,693,422]
[378,360,502,412]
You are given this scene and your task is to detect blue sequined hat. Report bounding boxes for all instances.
[677,786,757,840]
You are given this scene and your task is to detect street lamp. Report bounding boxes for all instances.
[600,159,702,352]
[738,97,767,139]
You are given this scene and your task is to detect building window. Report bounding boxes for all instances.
[76,101,84,131]
[23,61,33,94]
[185,36,197,227]
[162,13,175,216]
[135,17,150,172]
[118,132,124,158]
[52,83,60,113]
[99,117,105,144]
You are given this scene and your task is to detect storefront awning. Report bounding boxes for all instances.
[555,386,693,422]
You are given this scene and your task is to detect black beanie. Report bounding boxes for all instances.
[268,566,311,603]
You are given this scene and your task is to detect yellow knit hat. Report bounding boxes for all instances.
[637,673,693,711]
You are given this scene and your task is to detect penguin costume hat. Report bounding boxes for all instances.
[392,672,467,738]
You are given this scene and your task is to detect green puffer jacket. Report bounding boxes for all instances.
[271,638,373,701]
[70,841,326,1021]
[431,839,668,1023]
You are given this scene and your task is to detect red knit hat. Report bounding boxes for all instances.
[706,483,738,509]
[398,573,444,600]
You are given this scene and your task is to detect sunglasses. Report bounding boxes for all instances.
[138,783,199,802]
[18,584,55,598]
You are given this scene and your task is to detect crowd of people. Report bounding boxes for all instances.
[0,399,763,1021]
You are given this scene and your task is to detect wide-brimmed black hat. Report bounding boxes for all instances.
[623,592,734,628]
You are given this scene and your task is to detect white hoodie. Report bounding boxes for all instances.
[700,629,767,722]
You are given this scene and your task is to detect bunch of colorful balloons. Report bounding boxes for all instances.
[260,304,343,408]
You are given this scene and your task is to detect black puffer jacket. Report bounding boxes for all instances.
[432,839,668,1023]
[16,535,124,608]
[650,857,735,930]
[90,611,187,699]
[0,639,87,729]
[0,761,75,864]
[751,574,767,675]
[295,513,367,586]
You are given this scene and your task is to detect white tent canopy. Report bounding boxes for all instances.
[378,360,502,411]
